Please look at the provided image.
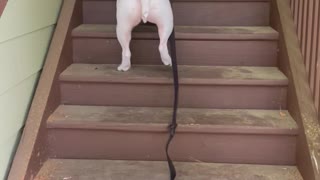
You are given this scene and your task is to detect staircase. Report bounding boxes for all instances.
[34,0,303,179]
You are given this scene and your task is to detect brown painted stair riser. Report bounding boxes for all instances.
[83,0,271,26]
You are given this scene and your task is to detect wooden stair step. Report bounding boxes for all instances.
[47,105,297,164]
[72,24,279,40]
[72,24,278,66]
[60,64,288,109]
[48,105,297,134]
[83,0,271,26]
[60,64,287,85]
[35,159,303,180]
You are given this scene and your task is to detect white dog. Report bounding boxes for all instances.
[116,0,174,71]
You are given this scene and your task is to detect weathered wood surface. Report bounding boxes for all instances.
[35,159,303,180]
[290,0,320,116]
[271,0,320,179]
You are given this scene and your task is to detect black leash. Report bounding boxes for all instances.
[166,6,179,180]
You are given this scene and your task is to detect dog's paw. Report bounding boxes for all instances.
[117,63,131,72]
[161,56,172,66]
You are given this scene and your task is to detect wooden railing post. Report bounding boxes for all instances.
[290,0,320,117]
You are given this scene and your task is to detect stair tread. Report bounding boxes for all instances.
[60,64,288,86]
[48,105,298,135]
[72,24,279,40]
[35,159,303,180]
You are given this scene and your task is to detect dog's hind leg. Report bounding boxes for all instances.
[116,24,133,71]
[116,0,141,71]
[147,0,174,66]
[158,23,173,66]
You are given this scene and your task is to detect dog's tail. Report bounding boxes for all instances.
[141,0,150,23]
[142,11,149,23]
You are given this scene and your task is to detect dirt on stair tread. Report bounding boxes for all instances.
[48,105,298,134]
[72,24,279,40]
[60,64,288,86]
[35,159,303,180]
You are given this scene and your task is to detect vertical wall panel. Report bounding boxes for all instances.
[0,0,62,179]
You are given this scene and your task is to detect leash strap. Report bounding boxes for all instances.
[166,5,179,179]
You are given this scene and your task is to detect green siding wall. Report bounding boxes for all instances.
[0,0,62,179]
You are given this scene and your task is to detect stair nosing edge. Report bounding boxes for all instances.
[59,65,289,86]
[47,121,298,135]
[72,24,279,41]
[59,75,289,86]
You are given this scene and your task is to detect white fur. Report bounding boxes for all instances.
[116,0,174,71]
